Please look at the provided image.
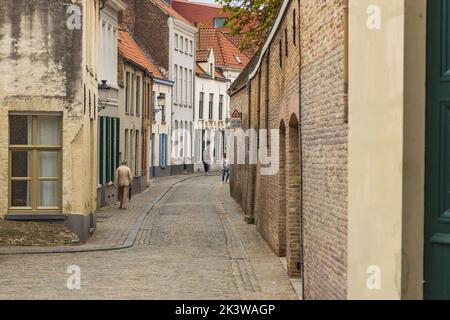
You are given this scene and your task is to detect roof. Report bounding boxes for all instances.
[229,49,261,94]
[197,28,250,70]
[196,49,209,62]
[172,0,228,29]
[118,29,164,79]
[151,0,192,25]
[196,63,228,81]
[248,0,291,80]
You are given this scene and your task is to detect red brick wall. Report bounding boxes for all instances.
[229,0,348,299]
[131,0,170,71]
[300,0,347,300]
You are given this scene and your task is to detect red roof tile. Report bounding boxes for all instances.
[118,29,163,79]
[172,0,229,29]
[197,28,249,70]
[151,0,193,25]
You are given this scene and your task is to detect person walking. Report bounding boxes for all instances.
[221,153,230,184]
[203,141,212,175]
[115,160,133,210]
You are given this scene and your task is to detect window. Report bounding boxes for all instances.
[180,68,184,104]
[9,114,62,211]
[174,34,178,50]
[130,74,135,115]
[199,92,204,119]
[152,91,156,121]
[188,69,192,106]
[136,76,141,116]
[210,63,213,76]
[125,129,129,162]
[219,95,224,120]
[125,72,130,114]
[214,17,226,28]
[189,40,193,55]
[209,93,214,120]
[184,68,188,105]
[285,28,288,57]
[234,54,242,64]
[180,36,184,52]
[279,40,283,67]
[135,130,139,176]
[174,65,178,103]
[185,38,188,55]
[293,9,297,46]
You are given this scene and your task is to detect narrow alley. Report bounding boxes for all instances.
[0,176,298,300]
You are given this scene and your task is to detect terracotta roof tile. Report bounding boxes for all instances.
[197,28,249,70]
[172,0,228,29]
[118,29,164,79]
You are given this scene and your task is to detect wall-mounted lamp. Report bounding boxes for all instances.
[98,80,111,111]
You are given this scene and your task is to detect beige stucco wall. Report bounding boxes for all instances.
[348,0,426,299]
[0,0,99,219]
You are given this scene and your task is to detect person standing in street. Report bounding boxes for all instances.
[221,153,230,184]
[115,160,133,210]
[203,141,212,175]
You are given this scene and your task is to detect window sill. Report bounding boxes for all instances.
[6,213,66,220]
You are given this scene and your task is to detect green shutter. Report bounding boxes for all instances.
[106,117,111,182]
[99,117,105,185]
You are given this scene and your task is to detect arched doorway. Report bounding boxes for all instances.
[287,113,301,278]
[279,120,287,257]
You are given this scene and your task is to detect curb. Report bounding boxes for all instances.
[0,175,203,256]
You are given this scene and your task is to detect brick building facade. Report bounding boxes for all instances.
[229,0,348,299]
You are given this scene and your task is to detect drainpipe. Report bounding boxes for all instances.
[298,0,305,300]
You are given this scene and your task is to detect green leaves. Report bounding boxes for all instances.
[216,0,283,52]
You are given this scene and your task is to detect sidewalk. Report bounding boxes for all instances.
[0,175,196,255]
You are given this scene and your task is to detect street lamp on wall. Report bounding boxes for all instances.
[100,0,108,11]
[98,80,111,111]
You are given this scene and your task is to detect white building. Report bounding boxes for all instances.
[170,16,197,175]
[194,49,230,172]
[97,0,127,208]
[195,28,250,171]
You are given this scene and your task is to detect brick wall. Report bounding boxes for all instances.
[132,0,170,71]
[229,0,348,299]
[300,0,347,299]
[121,0,136,33]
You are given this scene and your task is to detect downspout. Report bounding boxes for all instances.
[298,0,305,300]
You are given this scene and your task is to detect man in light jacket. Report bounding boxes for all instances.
[115,160,133,210]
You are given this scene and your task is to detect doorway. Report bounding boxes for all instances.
[424,0,450,299]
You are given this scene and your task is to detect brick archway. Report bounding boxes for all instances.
[279,120,287,257]
[287,113,301,278]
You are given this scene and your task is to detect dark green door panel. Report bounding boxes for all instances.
[425,0,450,300]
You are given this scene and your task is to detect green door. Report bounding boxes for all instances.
[425,0,450,300]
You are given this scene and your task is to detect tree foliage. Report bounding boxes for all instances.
[216,0,283,52]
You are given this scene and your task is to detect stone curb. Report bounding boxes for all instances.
[0,175,202,256]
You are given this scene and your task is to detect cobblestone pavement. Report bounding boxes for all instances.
[0,176,298,300]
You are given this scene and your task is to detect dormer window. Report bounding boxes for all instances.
[234,54,242,64]
[210,63,213,77]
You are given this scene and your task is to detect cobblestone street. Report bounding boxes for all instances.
[0,176,298,300]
